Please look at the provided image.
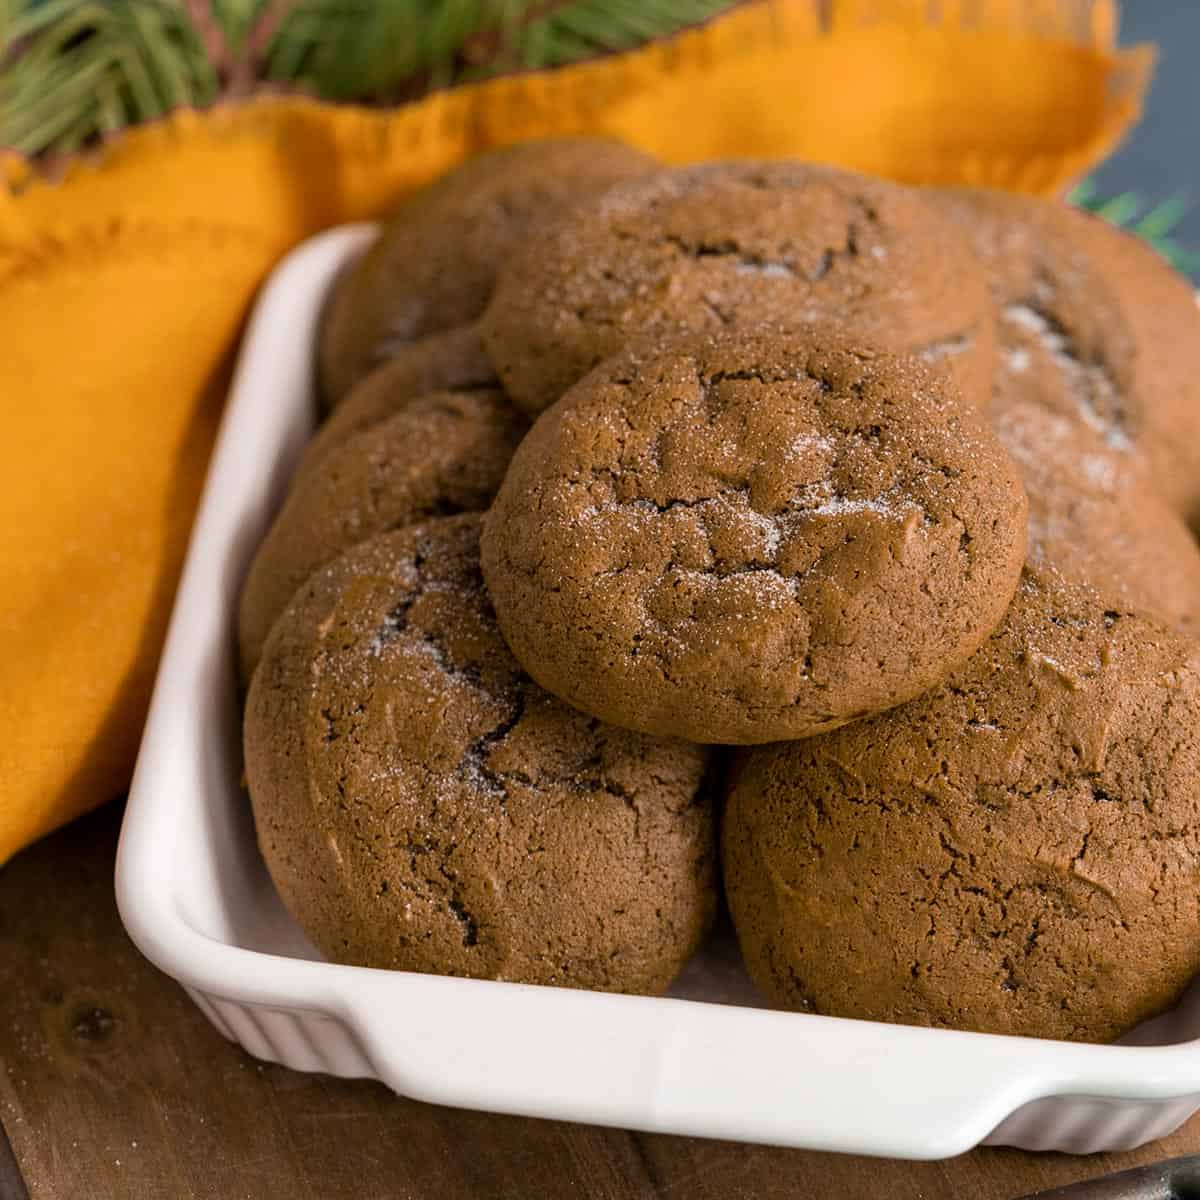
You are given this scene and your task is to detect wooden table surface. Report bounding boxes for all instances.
[1,803,1198,1200]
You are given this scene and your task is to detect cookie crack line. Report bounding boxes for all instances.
[447,898,479,948]
[701,366,834,394]
[459,689,528,806]
[626,495,714,515]
[916,332,974,365]
[367,594,418,657]
[360,557,507,703]
[581,486,927,560]
[1001,291,1130,450]
[369,599,498,703]
[661,232,853,287]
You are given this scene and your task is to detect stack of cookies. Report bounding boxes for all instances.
[241,139,1200,1044]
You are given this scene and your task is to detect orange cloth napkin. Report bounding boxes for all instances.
[0,0,1153,864]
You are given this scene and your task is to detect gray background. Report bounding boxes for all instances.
[1092,0,1200,277]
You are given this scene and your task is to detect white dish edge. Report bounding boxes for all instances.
[115,224,1200,1159]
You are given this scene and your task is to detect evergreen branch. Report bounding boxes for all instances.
[94,70,126,134]
[182,0,233,80]
[463,0,734,76]
[228,0,296,92]
[460,1,567,73]
[263,0,432,101]
[1,0,746,155]
[211,0,263,45]
[1,0,1183,295]
[245,0,295,71]
[261,4,312,83]
[1133,193,1191,241]
[5,0,104,44]
[1092,190,1140,226]
[127,4,198,106]
[3,1,224,152]
[1071,180,1199,275]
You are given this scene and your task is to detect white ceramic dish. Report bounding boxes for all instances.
[116,225,1200,1160]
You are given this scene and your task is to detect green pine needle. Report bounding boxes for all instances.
[2,1,219,155]
[515,0,733,72]
[1070,180,1199,275]
[1,0,1197,283]
[1,0,741,152]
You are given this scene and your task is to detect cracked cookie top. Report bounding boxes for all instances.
[1066,206,1200,522]
[480,329,1028,744]
[244,515,716,993]
[237,387,527,684]
[933,187,1143,453]
[723,565,1200,1042]
[479,161,995,417]
[993,394,1200,636]
[318,138,658,403]
[932,189,1200,633]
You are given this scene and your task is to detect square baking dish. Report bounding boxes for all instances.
[116,224,1200,1159]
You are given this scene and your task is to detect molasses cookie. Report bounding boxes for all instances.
[239,389,525,681]
[479,161,995,417]
[933,187,1142,452]
[481,330,1027,744]
[319,138,658,403]
[1068,210,1200,521]
[724,566,1200,1043]
[245,515,716,993]
[996,394,1200,633]
[932,190,1200,630]
[299,326,498,482]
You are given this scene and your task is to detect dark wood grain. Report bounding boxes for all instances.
[2,803,1199,1200]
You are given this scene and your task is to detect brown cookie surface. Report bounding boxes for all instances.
[239,389,526,681]
[480,161,995,417]
[245,516,716,993]
[724,566,1200,1043]
[996,394,1200,634]
[932,188,1200,631]
[319,138,658,402]
[482,330,1027,744]
[1068,212,1200,521]
[302,325,497,476]
[934,188,1139,442]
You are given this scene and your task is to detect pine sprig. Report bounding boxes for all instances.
[1070,179,1199,274]
[1,0,740,153]
[262,1,456,101]
[461,0,733,77]
[4,0,1196,283]
[2,1,220,155]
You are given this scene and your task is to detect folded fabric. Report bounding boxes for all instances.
[0,0,1153,865]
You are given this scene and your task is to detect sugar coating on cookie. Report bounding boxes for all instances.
[480,161,995,416]
[995,394,1200,634]
[933,188,1200,631]
[724,566,1200,1043]
[245,516,716,993]
[934,187,1142,454]
[238,388,526,682]
[319,138,658,402]
[1067,209,1200,521]
[481,330,1028,744]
